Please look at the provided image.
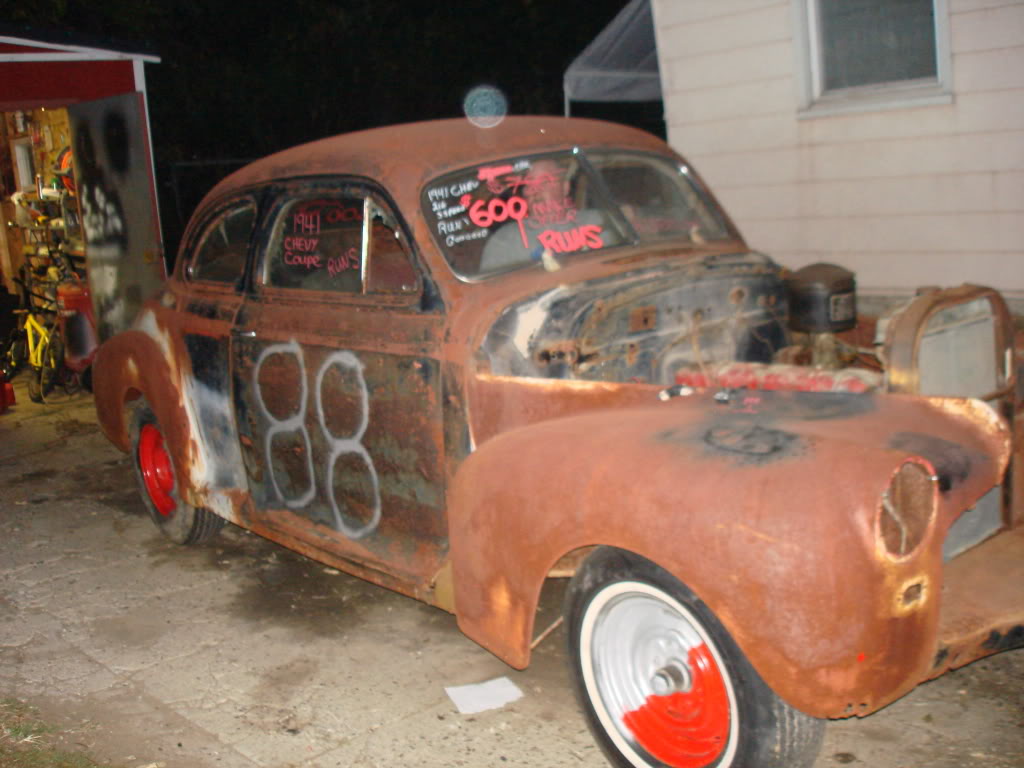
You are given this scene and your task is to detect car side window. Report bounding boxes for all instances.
[366,201,418,294]
[265,191,419,295]
[188,201,256,284]
[266,195,364,292]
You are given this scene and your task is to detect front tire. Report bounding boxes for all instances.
[39,331,64,402]
[27,364,42,402]
[565,548,824,768]
[130,401,225,545]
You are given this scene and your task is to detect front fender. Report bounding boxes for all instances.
[448,388,1009,718]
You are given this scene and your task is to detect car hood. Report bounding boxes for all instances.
[477,251,789,386]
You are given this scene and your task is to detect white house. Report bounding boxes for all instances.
[566,0,1023,309]
[649,0,1023,309]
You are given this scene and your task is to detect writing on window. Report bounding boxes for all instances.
[269,197,364,292]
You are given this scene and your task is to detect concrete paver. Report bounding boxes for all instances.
[1,372,1022,768]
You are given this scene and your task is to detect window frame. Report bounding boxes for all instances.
[253,176,428,309]
[794,0,953,118]
[181,195,259,290]
[263,191,369,294]
[423,148,740,283]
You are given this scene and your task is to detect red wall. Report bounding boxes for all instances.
[0,43,52,53]
[0,59,137,109]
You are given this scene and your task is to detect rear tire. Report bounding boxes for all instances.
[130,400,225,545]
[565,547,824,768]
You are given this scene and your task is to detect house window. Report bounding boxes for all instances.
[797,0,952,116]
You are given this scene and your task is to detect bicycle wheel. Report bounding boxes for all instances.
[38,331,64,403]
[27,364,42,402]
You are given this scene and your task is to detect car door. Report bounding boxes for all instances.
[176,193,259,499]
[230,178,448,591]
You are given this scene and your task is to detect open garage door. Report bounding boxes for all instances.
[68,92,164,341]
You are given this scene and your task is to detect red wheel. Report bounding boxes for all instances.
[130,401,225,544]
[138,423,176,516]
[566,548,824,768]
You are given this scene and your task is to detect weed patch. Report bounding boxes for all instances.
[0,698,117,768]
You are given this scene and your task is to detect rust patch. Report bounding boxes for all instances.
[889,432,975,492]
[892,576,929,616]
[701,423,805,463]
[982,625,1024,652]
[628,305,657,332]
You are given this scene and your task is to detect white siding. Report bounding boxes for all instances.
[652,0,1024,300]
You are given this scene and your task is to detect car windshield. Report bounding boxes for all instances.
[422,150,732,280]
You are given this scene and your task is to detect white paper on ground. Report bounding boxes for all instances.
[445,676,524,714]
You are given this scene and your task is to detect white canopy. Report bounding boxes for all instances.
[563,0,662,115]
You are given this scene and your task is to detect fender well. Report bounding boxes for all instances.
[447,392,1004,718]
[93,330,189,466]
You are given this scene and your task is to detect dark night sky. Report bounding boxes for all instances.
[6,0,660,245]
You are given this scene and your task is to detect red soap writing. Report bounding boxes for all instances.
[477,164,515,192]
[325,205,362,224]
[529,198,577,226]
[293,210,321,236]
[327,247,360,277]
[285,251,321,269]
[468,195,532,249]
[284,236,319,252]
[537,225,603,254]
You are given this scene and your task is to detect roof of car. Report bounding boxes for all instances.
[204,116,671,205]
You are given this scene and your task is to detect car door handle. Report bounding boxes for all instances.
[231,329,256,338]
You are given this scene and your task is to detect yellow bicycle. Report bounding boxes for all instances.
[7,275,65,403]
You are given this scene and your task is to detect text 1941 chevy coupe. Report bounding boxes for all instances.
[93,117,1023,768]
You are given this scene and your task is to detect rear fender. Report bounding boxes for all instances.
[92,316,205,510]
[93,329,185,452]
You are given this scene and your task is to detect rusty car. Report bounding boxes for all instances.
[92,116,1023,768]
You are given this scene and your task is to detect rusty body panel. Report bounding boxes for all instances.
[449,387,1011,718]
[229,284,449,593]
[92,117,1023,742]
[476,251,787,383]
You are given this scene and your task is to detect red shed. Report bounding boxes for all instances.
[1,26,165,340]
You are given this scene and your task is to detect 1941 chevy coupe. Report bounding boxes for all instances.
[93,117,1023,768]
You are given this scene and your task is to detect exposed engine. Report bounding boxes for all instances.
[479,254,883,392]
[780,262,858,368]
[477,253,1014,561]
[479,252,789,384]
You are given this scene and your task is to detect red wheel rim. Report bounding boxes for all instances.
[623,643,730,767]
[138,423,176,517]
